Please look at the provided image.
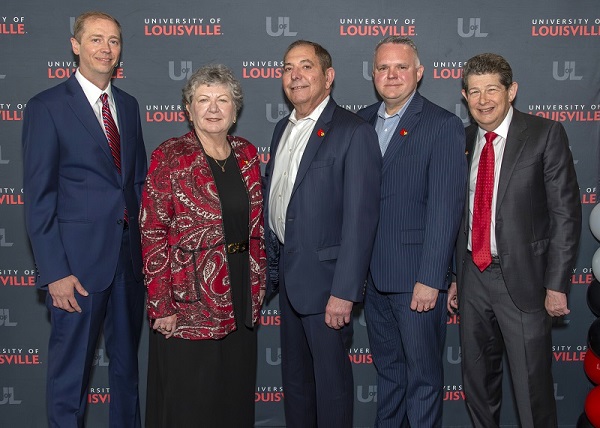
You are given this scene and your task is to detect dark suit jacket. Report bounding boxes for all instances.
[23,75,147,293]
[455,108,582,312]
[358,92,467,292]
[264,98,381,314]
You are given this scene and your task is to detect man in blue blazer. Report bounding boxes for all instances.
[264,40,381,427]
[357,37,467,427]
[22,12,147,428]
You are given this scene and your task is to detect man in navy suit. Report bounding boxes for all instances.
[264,40,381,427]
[22,11,147,428]
[449,53,581,427]
[357,37,466,427]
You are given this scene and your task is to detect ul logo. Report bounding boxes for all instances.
[265,103,290,123]
[554,383,565,400]
[457,18,488,38]
[447,346,461,364]
[93,349,110,367]
[571,155,579,165]
[169,61,193,81]
[357,309,367,327]
[265,347,281,365]
[455,103,470,125]
[0,146,9,164]
[552,61,583,81]
[266,17,297,37]
[0,387,22,405]
[362,61,373,81]
[0,229,13,247]
[357,385,377,403]
[69,17,75,35]
[0,309,17,327]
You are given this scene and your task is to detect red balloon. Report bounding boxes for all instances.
[586,350,600,385]
[585,386,600,427]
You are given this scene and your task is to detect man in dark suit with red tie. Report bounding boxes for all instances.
[449,53,582,427]
[22,11,147,428]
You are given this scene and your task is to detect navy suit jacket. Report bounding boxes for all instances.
[264,98,381,314]
[456,109,581,312]
[358,92,467,292]
[23,75,147,293]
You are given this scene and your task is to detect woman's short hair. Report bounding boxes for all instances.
[182,64,243,113]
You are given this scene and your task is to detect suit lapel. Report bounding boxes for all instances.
[265,118,289,201]
[496,109,527,213]
[290,98,336,197]
[112,87,126,182]
[66,76,116,172]
[382,92,423,172]
[465,126,477,166]
[364,105,378,127]
[463,125,477,232]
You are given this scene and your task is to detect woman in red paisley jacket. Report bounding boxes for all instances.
[140,64,266,428]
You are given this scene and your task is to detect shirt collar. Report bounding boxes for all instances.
[377,91,416,120]
[75,69,114,106]
[477,106,513,142]
[289,96,330,125]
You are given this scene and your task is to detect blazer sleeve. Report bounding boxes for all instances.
[331,121,382,301]
[140,147,177,319]
[133,100,148,203]
[542,121,582,293]
[417,114,467,289]
[22,97,72,288]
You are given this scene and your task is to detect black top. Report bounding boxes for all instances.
[206,150,252,326]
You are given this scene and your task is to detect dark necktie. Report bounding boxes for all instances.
[100,93,127,224]
[472,131,498,271]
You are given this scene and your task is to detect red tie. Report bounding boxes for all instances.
[100,93,121,172]
[472,131,497,271]
[100,93,128,224]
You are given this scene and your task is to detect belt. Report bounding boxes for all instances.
[226,241,248,254]
[467,250,500,265]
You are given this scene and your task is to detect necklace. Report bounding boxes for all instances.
[193,131,230,172]
[211,154,228,173]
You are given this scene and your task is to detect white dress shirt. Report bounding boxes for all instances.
[75,69,120,133]
[268,96,330,243]
[468,106,514,256]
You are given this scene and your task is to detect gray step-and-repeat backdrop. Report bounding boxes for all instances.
[1,0,599,426]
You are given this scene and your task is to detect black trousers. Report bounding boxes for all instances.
[459,258,556,428]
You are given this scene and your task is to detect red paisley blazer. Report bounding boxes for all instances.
[140,131,266,340]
